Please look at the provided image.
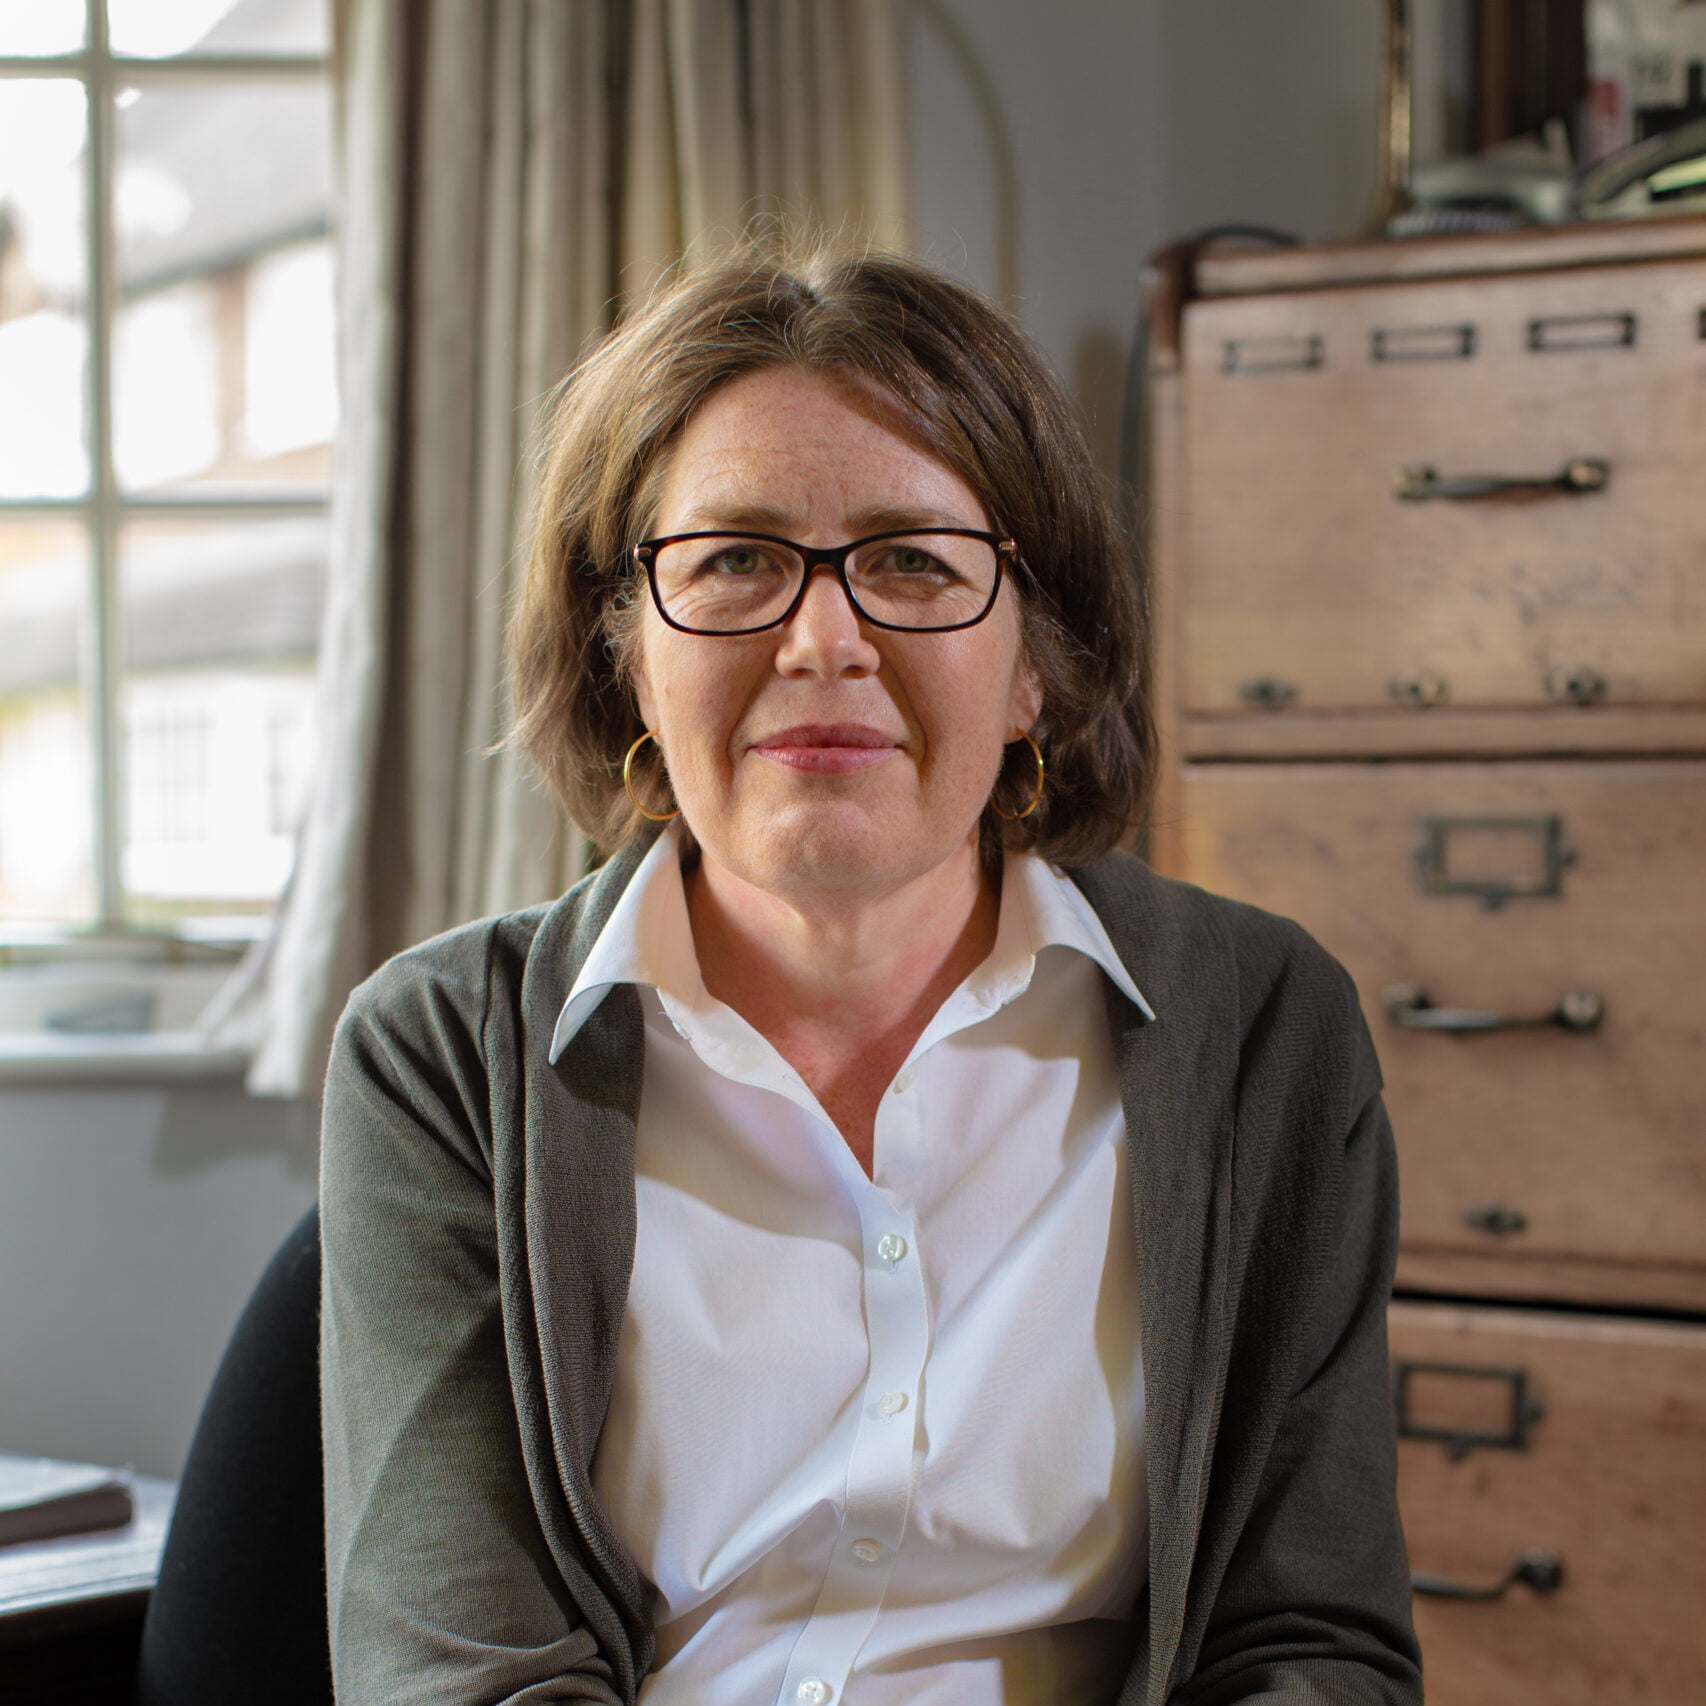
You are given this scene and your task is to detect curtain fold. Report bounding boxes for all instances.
[240,0,908,1099]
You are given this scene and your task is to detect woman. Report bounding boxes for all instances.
[320,250,1422,1706]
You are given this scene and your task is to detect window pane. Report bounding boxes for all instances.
[108,0,328,59]
[0,3,86,55]
[0,80,89,498]
[114,79,334,495]
[0,521,95,926]
[119,515,326,930]
[244,239,337,460]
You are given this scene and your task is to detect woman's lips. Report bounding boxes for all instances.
[750,724,901,774]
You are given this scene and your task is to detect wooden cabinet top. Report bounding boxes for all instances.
[1194,214,1706,298]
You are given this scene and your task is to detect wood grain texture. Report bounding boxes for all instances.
[1147,221,1706,1701]
[1143,363,1189,877]
[1388,1302,1706,1706]
[1181,760,1706,1296]
[1178,705,1706,761]
[1195,214,1706,297]
[1394,1246,1706,1313]
[1177,258,1706,715]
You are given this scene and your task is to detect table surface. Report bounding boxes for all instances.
[0,1476,176,1647]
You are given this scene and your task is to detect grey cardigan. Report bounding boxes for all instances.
[320,841,1423,1705]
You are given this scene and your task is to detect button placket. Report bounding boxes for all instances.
[774,1192,927,1706]
[874,1046,926,1177]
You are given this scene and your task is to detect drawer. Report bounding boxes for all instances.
[1389,1301,1706,1706]
[1181,759,1706,1309]
[1178,257,1706,716]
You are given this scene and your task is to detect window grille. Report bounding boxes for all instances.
[0,0,333,949]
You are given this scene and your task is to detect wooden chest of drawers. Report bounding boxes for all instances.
[1389,1302,1706,1706]
[1142,216,1706,1704]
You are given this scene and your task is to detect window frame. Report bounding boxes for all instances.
[0,3,332,967]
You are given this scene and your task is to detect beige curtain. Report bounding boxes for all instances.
[239,0,908,1099]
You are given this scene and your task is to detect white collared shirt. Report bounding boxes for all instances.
[552,829,1155,1706]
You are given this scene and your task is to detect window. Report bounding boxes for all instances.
[0,0,333,963]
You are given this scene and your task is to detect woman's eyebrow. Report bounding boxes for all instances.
[844,505,984,534]
[670,502,982,535]
[668,502,795,533]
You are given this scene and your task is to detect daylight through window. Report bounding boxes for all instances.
[0,0,333,943]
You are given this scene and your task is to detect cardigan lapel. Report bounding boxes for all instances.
[500,834,662,1695]
[1075,855,1241,1706]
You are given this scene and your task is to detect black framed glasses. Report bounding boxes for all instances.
[631,528,1023,635]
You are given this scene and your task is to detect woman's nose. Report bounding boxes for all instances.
[773,564,881,676]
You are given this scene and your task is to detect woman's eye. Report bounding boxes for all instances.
[872,546,953,579]
[705,546,768,576]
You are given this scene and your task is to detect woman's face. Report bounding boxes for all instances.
[630,365,1040,909]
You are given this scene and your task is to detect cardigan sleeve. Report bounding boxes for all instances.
[1151,899,1424,1706]
[1175,1077,1423,1706]
[319,933,628,1706]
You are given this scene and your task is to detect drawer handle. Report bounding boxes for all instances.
[1388,670,1450,708]
[1394,458,1609,501]
[1239,676,1297,709]
[1544,665,1606,706]
[1412,1549,1564,1602]
[1463,1203,1528,1237]
[1383,984,1603,1034]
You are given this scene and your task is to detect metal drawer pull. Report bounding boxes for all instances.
[1544,665,1606,706]
[1393,1360,1540,1457]
[1371,323,1476,363]
[1221,333,1323,374]
[1388,670,1450,708]
[1239,676,1297,709]
[1416,814,1572,907]
[1529,310,1635,352]
[1412,1549,1564,1602]
[1383,984,1603,1034]
[1394,459,1609,501]
[1463,1203,1527,1237]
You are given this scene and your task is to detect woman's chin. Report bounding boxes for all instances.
[705,796,977,905]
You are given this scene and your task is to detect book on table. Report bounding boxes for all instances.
[0,1453,135,1547]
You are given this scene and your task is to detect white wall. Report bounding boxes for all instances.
[0,1085,316,1477]
[905,0,1390,473]
[906,0,1167,475]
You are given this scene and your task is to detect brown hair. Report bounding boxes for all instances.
[509,246,1155,865]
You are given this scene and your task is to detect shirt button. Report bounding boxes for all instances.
[876,1232,908,1265]
[875,1389,909,1417]
[891,1064,917,1094]
[797,1681,833,1705]
[851,1538,882,1564]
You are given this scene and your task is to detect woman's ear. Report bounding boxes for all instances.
[1010,657,1043,739]
[629,640,657,732]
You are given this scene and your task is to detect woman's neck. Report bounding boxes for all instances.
[683,845,1000,1172]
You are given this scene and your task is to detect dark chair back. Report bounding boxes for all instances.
[136,1205,332,1706]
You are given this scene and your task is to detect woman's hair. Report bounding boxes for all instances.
[509,245,1156,865]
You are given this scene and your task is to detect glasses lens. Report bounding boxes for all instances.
[651,536,802,632]
[846,533,999,629]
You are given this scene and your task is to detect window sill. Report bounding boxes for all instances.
[0,1032,252,1087]
[0,957,253,1086]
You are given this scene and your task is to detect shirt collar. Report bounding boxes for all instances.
[1000,848,1155,1020]
[548,824,1154,1063]
[549,826,699,1063]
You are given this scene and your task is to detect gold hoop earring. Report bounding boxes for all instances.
[623,730,681,822]
[991,731,1045,821]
